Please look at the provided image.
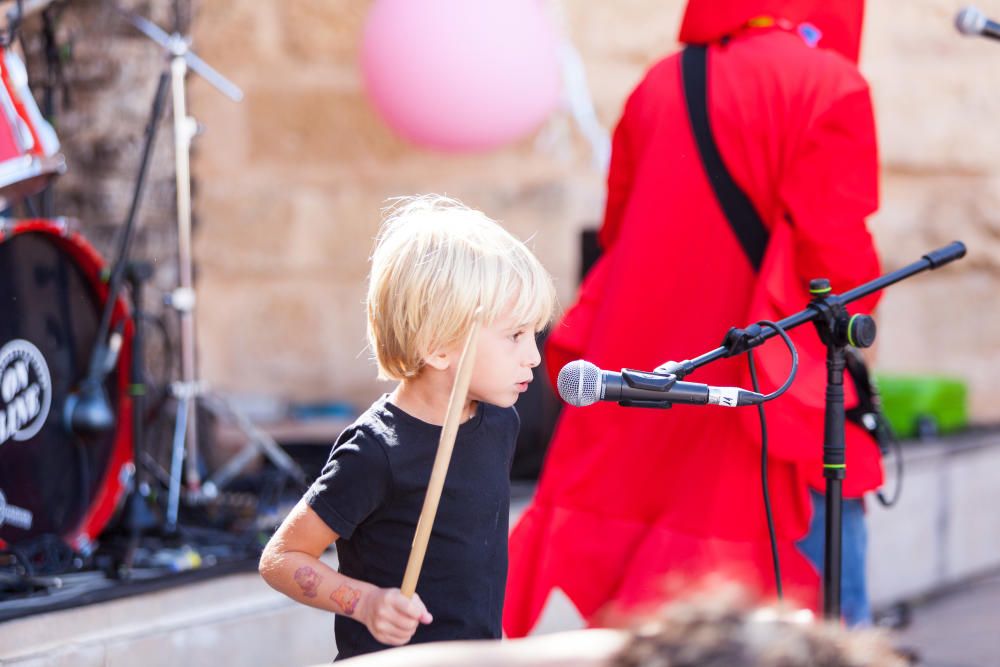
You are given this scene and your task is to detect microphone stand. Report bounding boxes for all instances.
[657,242,967,619]
[122,11,305,533]
[118,10,243,529]
[63,68,172,437]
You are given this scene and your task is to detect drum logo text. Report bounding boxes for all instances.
[0,340,52,446]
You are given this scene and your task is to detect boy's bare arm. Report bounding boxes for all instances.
[259,499,432,646]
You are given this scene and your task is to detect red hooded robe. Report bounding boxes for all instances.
[505,0,883,637]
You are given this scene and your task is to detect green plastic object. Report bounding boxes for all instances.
[873,374,968,439]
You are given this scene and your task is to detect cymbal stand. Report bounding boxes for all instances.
[121,11,304,532]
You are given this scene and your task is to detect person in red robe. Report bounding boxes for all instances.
[505,0,884,637]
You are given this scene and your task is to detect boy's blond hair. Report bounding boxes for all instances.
[367,195,556,381]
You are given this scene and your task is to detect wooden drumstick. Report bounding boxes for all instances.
[401,313,482,598]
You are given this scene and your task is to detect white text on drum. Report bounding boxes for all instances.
[0,340,52,443]
[0,359,43,445]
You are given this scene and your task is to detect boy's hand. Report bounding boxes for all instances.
[359,587,433,646]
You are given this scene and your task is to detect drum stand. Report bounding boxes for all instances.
[118,12,304,534]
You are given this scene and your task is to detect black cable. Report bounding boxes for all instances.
[843,349,903,508]
[745,319,799,600]
[876,422,904,507]
[754,320,799,402]
[5,535,76,577]
[43,2,73,113]
[22,195,39,219]
[748,349,781,600]
[137,311,176,404]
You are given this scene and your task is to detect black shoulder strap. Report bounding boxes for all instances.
[681,45,769,272]
[681,47,895,465]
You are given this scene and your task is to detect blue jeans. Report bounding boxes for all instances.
[796,489,871,626]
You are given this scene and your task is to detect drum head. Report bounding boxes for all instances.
[0,221,131,550]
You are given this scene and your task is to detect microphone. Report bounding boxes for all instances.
[956,6,1000,40]
[557,360,766,409]
[63,326,123,436]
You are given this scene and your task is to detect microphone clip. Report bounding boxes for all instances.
[619,368,677,409]
[722,324,767,357]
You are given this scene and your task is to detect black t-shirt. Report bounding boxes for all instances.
[305,394,519,660]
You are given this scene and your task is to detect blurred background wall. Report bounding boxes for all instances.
[29,0,1000,423]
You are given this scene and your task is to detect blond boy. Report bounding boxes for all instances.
[259,196,556,660]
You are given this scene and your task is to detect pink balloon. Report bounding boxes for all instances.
[361,0,561,152]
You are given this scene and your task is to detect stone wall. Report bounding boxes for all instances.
[864,1,1000,421]
[187,1,614,406]
[99,1,1000,421]
[20,0,185,307]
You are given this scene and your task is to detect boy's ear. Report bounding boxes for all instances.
[422,348,453,371]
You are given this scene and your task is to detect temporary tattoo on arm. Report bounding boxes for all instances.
[293,566,323,599]
[330,584,361,615]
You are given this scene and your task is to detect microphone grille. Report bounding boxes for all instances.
[556,360,602,407]
[956,6,986,35]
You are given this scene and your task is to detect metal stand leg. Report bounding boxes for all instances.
[200,394,306,494]
[166,389,191,532]
[170,51,202,491]
[124,262,155,567]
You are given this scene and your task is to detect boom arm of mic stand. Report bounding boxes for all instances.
[674,241,967,377]
[65,70,172,435]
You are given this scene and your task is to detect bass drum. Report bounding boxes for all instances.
[0,219,132,553]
